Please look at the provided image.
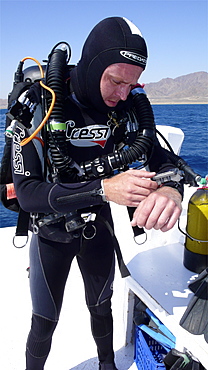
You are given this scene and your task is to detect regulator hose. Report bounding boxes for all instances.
[45,43,79,181]
[163,149,201,186]
[155,128,201,186]
[121,91,155,164]
[46,47,67,121]
[81,91,155,179]
[45,43,155,181]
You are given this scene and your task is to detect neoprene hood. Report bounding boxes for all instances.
[71,17,148,112]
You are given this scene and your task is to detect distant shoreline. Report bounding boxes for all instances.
[150,101,208,105]
[0,101,207,110]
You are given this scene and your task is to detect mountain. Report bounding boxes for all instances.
[0,99,7,109]
[144,71,208,104]
[0,71,207,108]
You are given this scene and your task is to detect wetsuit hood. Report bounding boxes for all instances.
[70,16,148,113]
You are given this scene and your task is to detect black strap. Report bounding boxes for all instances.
[13,208,30,248]
[127,206,145,238]
[15,208,30,236]
[96,215,130,278]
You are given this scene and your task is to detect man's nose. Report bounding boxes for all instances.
[115,85,130,101]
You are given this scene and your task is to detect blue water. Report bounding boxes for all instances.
[0,105,207,227]
[153,104,208,176]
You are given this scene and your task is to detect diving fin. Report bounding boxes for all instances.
[164,348,205,369]
[188,268,208,293]
[180,268,208,342]
[203,322,208,343]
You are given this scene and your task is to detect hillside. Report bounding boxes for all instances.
[0,71,207,108]
[0,99,7,109]
[144,71,208,104]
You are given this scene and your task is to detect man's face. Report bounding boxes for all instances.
[100,63,143,107]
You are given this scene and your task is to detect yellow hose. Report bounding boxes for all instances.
[19,57,56,146]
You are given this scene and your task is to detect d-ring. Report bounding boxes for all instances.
[82,224,96,240]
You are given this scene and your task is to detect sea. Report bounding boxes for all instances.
[0,104,207,228]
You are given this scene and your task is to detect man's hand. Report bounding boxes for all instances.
[103,169,158,206]
[131,186,182,232]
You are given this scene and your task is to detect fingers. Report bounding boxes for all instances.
[103,169,158,206]
[131,190,182,231]
[104,168,182,232]
[130,169,157,188]
[105,169,182,232]
[160,206,182,232]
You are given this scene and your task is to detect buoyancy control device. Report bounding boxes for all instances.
[0,41,202,246]
[0,42,156,239]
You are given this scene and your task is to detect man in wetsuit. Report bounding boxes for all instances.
[12,17,183,370]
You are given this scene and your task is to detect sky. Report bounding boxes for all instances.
[0,0,207,98]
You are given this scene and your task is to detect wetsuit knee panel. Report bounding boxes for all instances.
[27,314,57,358]
[89,299,113,338]
[89,297,112,317]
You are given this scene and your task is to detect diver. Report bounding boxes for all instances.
[11,17,183,370]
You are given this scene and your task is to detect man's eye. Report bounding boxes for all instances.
[112,80,120,85]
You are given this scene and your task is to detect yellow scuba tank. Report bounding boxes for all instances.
[183,180,208,273]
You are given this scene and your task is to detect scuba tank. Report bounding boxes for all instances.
[183,180,208,273]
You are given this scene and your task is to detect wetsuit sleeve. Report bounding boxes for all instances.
[12,125,106,214]
[148,137,184,197]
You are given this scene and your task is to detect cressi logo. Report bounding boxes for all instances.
[66,124,111,148]
[120,51,147,66]
[13,126,30,176]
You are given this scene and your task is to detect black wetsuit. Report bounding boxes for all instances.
[11,17,184,370]
[12,90,183,370]
[13,92,121,369]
